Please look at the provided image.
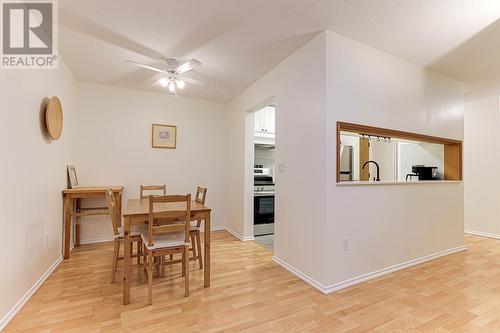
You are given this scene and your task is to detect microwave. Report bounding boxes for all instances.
[254,166,274,186]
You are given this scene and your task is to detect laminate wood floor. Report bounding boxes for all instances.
[4,233,500,332]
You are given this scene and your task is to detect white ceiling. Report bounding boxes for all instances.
[59,0,500,101]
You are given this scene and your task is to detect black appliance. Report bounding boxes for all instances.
[254,175,274,186]
[254,164,274,236]
[254,194,275,226]
[406,165,439,181]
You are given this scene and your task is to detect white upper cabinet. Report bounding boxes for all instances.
[254,109,264,132]
[254,106,275,134]
[264,107,275,133]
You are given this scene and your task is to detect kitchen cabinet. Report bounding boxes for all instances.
[254,106,275,134]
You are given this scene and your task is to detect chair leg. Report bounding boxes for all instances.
[110,239,120,284]
[137,241,142,265]
[182,252,185,277]
[142,244,147,280]
[184,246,189,297]
[143,244,147,272]
[147,251,153,305]
[196,231,203,270]
[191,234,197,258]
[160,256,165,277]
[75,223,81,247]
[130,242,133,263]
[155,257,161,277]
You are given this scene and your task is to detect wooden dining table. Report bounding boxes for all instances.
[122,198,211,305]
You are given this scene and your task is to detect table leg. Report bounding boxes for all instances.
[75,198,81,247]
[204,211,211,287]
[123,215,131,305]
[63,194,72,259]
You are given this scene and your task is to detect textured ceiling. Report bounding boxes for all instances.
[59,0,500,101]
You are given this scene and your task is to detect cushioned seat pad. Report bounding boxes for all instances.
[141,231,189,250]
[115,225,145,238]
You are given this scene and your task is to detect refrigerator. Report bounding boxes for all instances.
[340,145,353,181]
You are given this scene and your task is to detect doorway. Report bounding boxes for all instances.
[245,98,276,252]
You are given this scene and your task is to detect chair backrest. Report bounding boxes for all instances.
[193,187,207,228]
[147,194,191,247]
[104,188,120,236]
[140,185,167,199]
[195,187,207,205]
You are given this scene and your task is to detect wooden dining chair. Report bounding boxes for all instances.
[163,187,207,269]
[105,189,143,283]
[140,185,167,198]
[142,194,191,304]
[140,184,168,260]
[190,187,207,269]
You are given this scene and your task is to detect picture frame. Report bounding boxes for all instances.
[67,165,79,189]
[152,124,177,149]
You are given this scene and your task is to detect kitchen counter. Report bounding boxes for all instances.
[337,180,462,186]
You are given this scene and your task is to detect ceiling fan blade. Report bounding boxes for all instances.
[151,77,166,87]
[126,60,164,73]
[180,75,208,88]
[175,59,201,73]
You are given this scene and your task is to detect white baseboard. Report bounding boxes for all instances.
[272,256,328,293]
[79,236,114,245]
[242,234,255,241]
[0,255,63,331]
[200,226,227,233]
[273,246,467,294]
[323,246,467,293]
[224,226,255,241]
[465,229,500,240]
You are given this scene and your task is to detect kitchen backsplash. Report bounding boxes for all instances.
[255,145,275,176]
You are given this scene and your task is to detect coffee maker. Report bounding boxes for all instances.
[410,165,439,180]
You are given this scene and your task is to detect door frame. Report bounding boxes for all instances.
[244,96,276,242]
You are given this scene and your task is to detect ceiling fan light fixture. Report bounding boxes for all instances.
[126,57,205,92]
[159,78,168,87]
[176,79,185,89]
[168,81,176,92]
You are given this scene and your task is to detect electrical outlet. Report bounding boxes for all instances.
[43,233,49,248]
[278,163,285,173]
[342,238,348,251]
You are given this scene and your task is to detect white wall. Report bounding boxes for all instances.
[227,32,328,285]
[226,30,465,291]
[72,83,229,242]
[0,60,77,326]
[466,79,500,103]
[325,30,464,288]
[464,97,500,236]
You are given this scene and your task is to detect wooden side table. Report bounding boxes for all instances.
[62,186,123,259]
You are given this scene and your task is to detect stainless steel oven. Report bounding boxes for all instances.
[254,194,274,236]
[254,165,275,236]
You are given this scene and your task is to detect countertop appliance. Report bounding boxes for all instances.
[254,165,274,190]
[254,165,275,236]
[339,144,353,181]
[407,165,439,181]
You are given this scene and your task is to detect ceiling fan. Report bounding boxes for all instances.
[126,58,203,93]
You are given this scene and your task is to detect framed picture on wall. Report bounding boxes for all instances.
[67,165,79,189]
[152,124,177,149]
